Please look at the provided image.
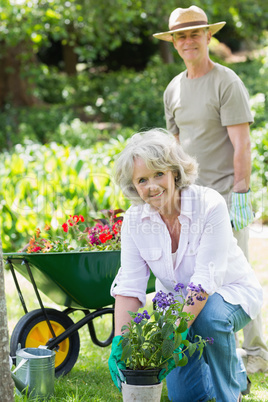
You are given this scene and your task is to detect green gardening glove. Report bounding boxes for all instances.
[230,190,254,231]
[108,335,126,391]
[158,329,188,382]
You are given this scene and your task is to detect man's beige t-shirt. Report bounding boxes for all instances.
[164,63,253,207]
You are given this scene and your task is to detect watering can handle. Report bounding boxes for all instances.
[12,358,28,374]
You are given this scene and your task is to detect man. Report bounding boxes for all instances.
[153,5,268,374]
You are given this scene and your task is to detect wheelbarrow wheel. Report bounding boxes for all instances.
[10,308,80,377]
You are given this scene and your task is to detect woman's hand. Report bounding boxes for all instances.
[108,335,126,391]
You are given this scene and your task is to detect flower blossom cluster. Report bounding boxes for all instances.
[206,337,214,345]
[186,282,207,305]
[152,290,176,310]
[62,215,85,233]
[87,220,122,246]
[23,209,124,253]
[133,310,151,324]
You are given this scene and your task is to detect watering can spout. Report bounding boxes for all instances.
[10,355,29,394]
[11,371,29,394]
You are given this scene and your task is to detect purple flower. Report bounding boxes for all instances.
[152,290,176,310]
[196,294,207,302]
[174,283,185,292]
[142,310,151,320]
[188,282,205,295]
[186,295,195,306]
[134,313,144,324]
[133,310,151,324]
[206,337,214,345]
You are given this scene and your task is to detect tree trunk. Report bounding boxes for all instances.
[62,43,78,76]
[159,41,174,64]
[0,41,41,108]
[0,237,14,401]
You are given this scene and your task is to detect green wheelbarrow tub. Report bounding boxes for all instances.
[4,251,156,310]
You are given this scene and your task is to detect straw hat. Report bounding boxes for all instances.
[153,6,226,42]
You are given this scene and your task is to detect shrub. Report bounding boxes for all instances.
[0,139,130,252]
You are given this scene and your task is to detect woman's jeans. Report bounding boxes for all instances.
[166,293,251,402]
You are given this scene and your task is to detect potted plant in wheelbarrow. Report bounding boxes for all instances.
[23,209,124,253]
[110,283,214,402]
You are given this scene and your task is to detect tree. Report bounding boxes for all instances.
[0,236,14,401]
[0,0,267,107]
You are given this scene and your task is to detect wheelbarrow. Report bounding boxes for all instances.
[4,251,156,377]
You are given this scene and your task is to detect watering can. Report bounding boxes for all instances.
[10,346,55,398]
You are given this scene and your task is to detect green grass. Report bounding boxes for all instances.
[5,234,268,401]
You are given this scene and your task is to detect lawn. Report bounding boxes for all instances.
[4,226,268,401]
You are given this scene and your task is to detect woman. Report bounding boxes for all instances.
[108,129,263,402]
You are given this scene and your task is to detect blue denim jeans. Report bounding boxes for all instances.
[166,293,251,402]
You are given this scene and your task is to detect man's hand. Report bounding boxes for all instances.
[230,190,254,231]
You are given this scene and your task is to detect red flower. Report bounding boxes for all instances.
[112,220,122,235]
[62,223,69,233]
[32,246,42,252]
[99,232,113,244]
[67,219,73,226]
[73,215,79,223]
[79,215,85,222]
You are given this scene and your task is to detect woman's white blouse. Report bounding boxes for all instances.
[111,185,263,319]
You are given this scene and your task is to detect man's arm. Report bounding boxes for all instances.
[227,123,251,192]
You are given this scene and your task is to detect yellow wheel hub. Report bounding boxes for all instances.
[25,320,69,367]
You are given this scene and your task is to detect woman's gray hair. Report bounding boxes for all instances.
[114,128,198,204]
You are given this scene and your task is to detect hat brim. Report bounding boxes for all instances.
[153,22,226,42]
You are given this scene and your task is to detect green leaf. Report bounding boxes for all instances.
[173,352,181,366]
[161,323,174,339]
[173,332,182,349]
[176,318,188,333]
[177,354,188,367]
[121,344,132,361]
[181,339,190,347]
[153,311,160,322]
[188,342,197,357]
[143,349,151,360]
[162,338,175,359]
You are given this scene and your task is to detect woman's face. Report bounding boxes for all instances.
[132,157,179,214]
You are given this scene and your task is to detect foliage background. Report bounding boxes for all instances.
[0,0,268,252]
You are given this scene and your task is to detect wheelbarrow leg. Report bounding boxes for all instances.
[6,259,28,314]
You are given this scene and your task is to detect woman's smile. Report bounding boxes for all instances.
[149,190,165,198]
[132,157,179,215]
